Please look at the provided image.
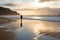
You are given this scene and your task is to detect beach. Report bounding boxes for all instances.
[0,9,60,40]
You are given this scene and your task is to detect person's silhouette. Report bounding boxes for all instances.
[20,15,23,27]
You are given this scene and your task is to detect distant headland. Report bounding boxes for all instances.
[0,7,20,15]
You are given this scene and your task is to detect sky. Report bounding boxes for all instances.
[0,0,60,9]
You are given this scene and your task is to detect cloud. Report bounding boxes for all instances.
[0,0,40,8]
[2,2,22,6]
[0,0,7,1]
[37,0,60,2]
[1,0,35,8]
[2,3,16,6]
[1,0,60,10]
[48,1,60,8]
[34,0,60,8]
[37,8,60,15]
[0,0,8,3]
[1,0,23,7]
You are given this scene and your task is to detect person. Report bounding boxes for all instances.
[20,15,23,27]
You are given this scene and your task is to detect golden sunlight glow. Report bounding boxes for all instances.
[33,0,48,8]
[32,24,45,40]
[33,0,60,8]
[34,2,48,8]
[31,17,40,19]
[33,24,41,35]
[33,25,40,34]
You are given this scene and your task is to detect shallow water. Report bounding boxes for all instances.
[0,19,60,40]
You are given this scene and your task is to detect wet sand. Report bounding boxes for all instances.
[0,19,60,40]
[15,20,60,40]
[0,9,60,40]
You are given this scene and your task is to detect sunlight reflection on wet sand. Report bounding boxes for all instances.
[22,20,60,40]
[0,19,60,40]
[22,20,60,32]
